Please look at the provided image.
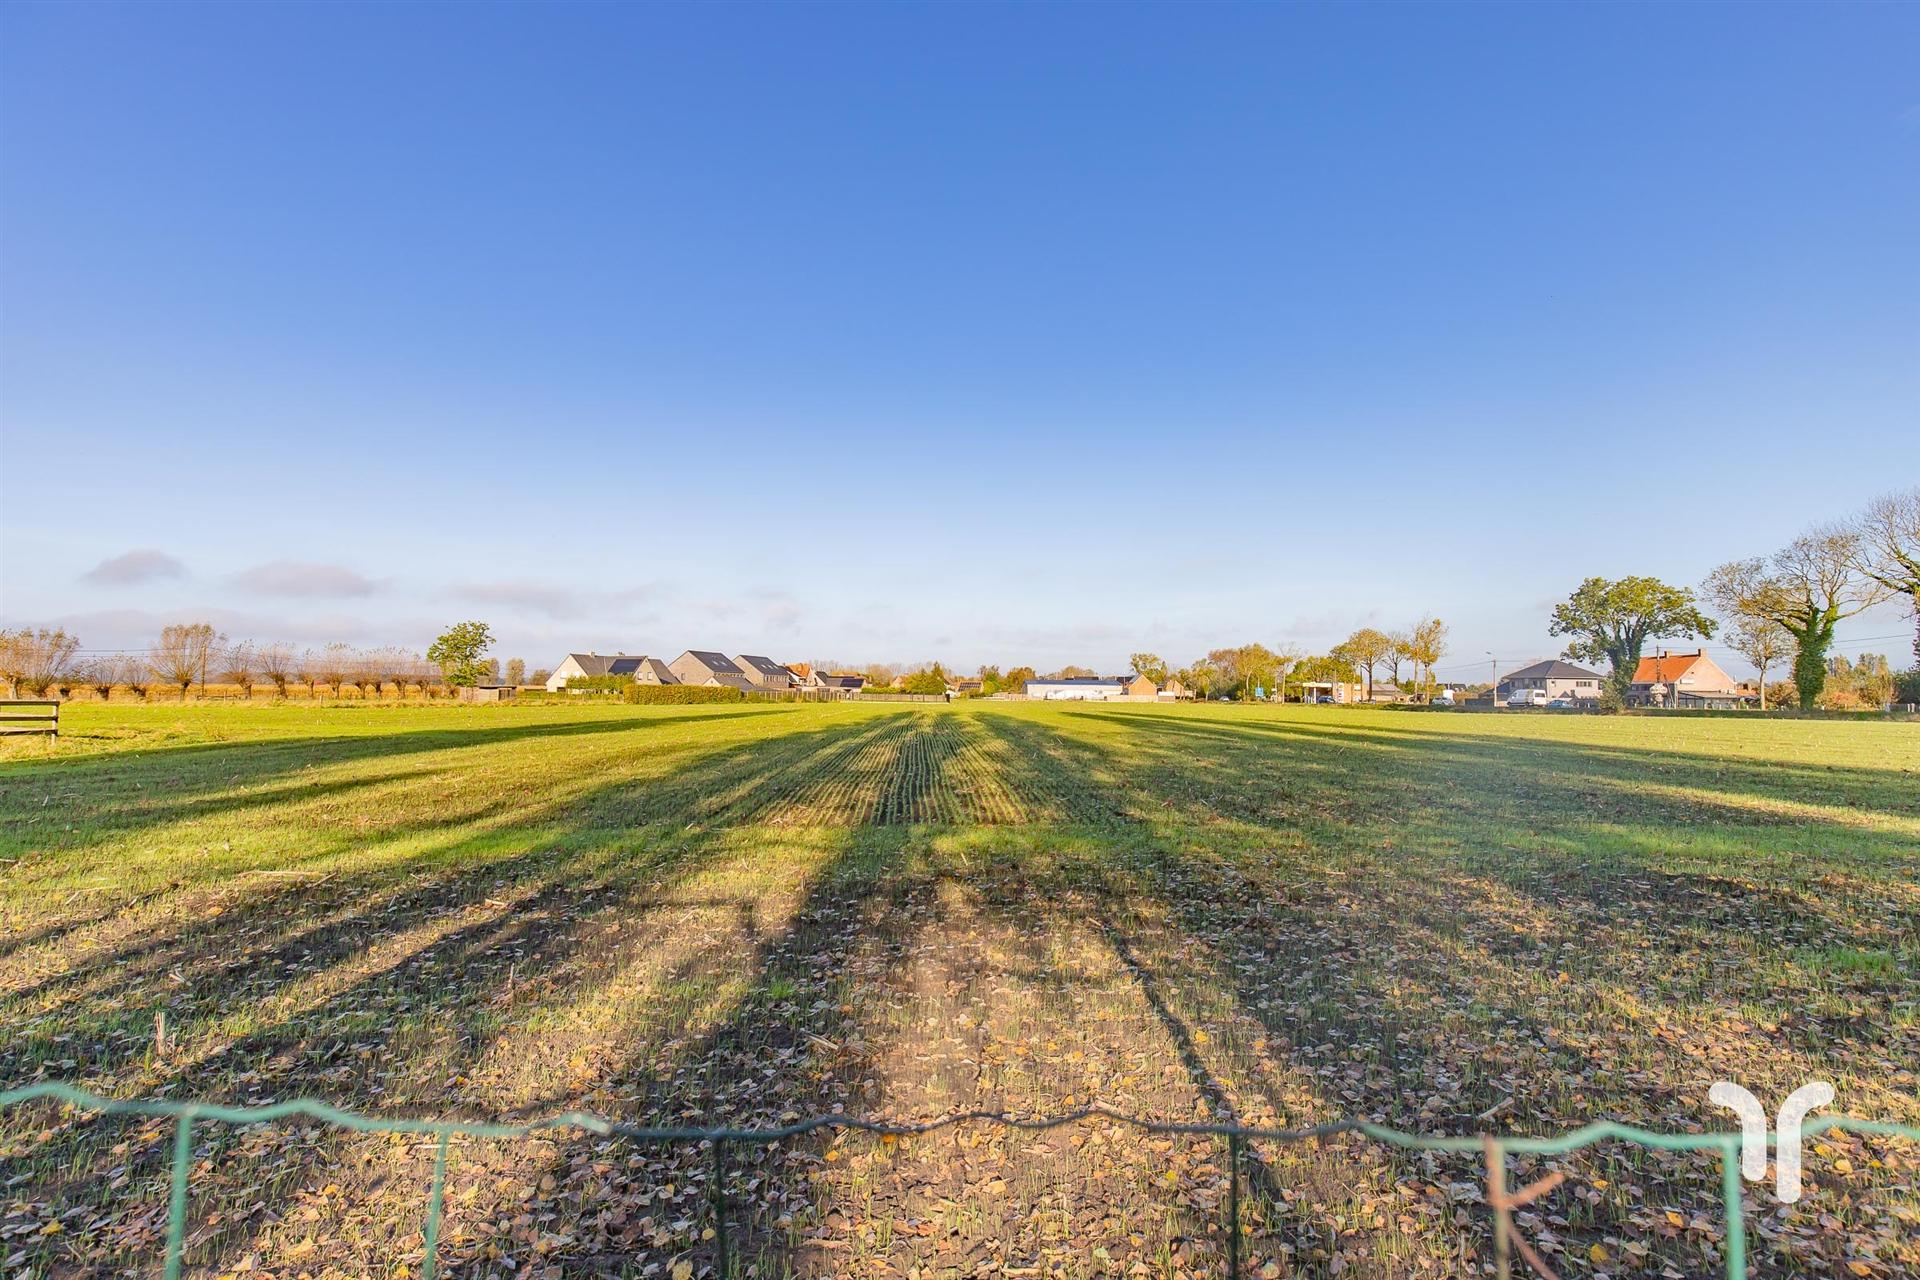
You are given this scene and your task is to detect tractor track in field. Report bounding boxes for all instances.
[696,712,1130,828]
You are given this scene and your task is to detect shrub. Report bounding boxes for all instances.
[899,671,948,696]
[623,684,749,705]
[568,675,635,693]
[1595,686,1625,714]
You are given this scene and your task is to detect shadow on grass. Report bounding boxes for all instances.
[0,708,800,880]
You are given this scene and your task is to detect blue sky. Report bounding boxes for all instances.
[2,2,1915,677]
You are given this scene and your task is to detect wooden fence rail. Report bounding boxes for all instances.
[0,699,59,737]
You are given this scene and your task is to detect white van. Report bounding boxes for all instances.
[1507,689,1549,708]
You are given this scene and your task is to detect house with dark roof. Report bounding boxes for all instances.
[609,656,678,685]
[546,652,615,691]
[735,654,794,689]
[545,652,681,692]
[817,673,865,693]
[1497,660,1604,703]
[668,650,750,687]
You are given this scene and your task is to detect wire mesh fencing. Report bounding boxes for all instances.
[3,1081,1915,1280]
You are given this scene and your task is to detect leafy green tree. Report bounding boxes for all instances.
[1128,652,1169,684]
[427,621,496,688]
[1003,666,1036,694]
[1336,628,1395,700]
[1405,616,1449,702]
[1704,530,1892,710]
[1201,649,1240,697]
[900,669,948,695]
[1290,653,1359,698]
[1228,643,1292,700]
[1174,660,1213,698]
[1548,576,1715,698]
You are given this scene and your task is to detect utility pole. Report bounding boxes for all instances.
[1487,652,1498,709]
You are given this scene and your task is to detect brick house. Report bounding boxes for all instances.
[1630,649,1751,708]
[668,650,756,690]
[735,654,794,689]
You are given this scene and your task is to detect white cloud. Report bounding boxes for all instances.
[447,580,656,621]
[80,549,187,585]
[232,561,382,597]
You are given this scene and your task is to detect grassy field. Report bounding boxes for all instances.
[2,700,1916,1280]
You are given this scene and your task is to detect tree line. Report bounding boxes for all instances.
[0,620,543,701]
[1125,618,1453,703]
[1548,487,1919,711]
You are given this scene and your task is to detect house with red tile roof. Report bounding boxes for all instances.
[1629,649,1750,708]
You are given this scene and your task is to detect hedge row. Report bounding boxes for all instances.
[620,685,801,705]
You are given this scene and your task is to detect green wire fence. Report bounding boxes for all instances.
[3,1081,1915,1280]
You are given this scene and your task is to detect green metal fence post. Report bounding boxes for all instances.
[1720,1136,1747,1280]
[1225,1130,1243,1280]
[163,1110,195,1280]
[711,1136,732,1278]
[422,1132,451,1280]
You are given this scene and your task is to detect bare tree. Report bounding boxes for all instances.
[350,649,380,699]
[222,641,256,699]
[370,648,410,699]
[505,657,526,687]
[1705,527,1893,710]
[315,643,353,698]
[297,651,320,699]
[13,628,81,697]
[0,630,25,697]
[83,658,117,701]
[150,623,223,700]
[119,653,152,699]
[257,643,295,698]
[1855,488,1920,666]
[1725,615,1791,711]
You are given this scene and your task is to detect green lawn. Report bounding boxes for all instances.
[2,700,1916,1279]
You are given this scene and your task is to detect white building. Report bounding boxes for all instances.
[1025,676,1132,701]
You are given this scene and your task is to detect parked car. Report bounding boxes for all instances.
[1545,697,1576,708]
[1507,689,1549,708]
